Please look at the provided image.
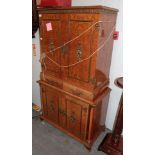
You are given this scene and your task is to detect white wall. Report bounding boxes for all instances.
[32,30,41,106]
[72,0,106,6]
[32,0,123,130]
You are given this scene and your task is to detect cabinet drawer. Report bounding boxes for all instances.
[63,82,93,100]
[42,73,63,88]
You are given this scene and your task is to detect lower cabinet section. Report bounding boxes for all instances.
[39,81,110,149]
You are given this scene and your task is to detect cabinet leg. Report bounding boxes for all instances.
[39,116,44,121]
[84,144,92,151]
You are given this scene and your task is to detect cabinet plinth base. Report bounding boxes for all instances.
[98,133,123,155]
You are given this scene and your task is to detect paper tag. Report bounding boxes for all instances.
[46,22,52,31]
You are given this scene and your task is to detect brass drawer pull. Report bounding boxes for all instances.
[46,79,59,87]
[71,89,82,96]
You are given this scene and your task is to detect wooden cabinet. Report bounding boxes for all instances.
[38,6,118,149]
[39,81,111,148]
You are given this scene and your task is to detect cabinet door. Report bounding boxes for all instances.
[64,14,101,90]
[64,95,89,140]
[39,14,62,78]
[45,86,60,124]
[58,95,67,129]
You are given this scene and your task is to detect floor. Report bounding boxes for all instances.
[32,111,108,155]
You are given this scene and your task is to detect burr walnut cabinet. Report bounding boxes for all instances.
[37,6,118,149]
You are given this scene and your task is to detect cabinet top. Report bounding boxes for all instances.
[37,5,118,14]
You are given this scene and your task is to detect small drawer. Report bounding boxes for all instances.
[63,82,93,100]
[43,74,63,88]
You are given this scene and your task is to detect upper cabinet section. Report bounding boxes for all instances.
[38,6,118,91]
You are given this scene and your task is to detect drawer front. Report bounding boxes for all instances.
[43,73,63,88]
[63,82,93,100]
[46,87,60,124]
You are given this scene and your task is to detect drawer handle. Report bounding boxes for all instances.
[46,79,59,86]
[71,89,82,96]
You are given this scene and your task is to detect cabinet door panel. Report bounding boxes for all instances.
[64,14,101,90]
[67,100,81,137]
[58,96,67,128]
[40,15,62,78]
[46,87,59,124]
[65,95,89,140]
[68,20,92,82]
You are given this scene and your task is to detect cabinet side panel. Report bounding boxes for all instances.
[87,88,110,142]
[96,12,117,82]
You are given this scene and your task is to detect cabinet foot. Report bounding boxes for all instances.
[84,144,92,151]
[39,116,44,121]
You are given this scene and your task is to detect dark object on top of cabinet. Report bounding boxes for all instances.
[32,0,39,38]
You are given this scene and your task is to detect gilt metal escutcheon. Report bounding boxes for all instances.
[49,39,55,53]
[76,43,82,61]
